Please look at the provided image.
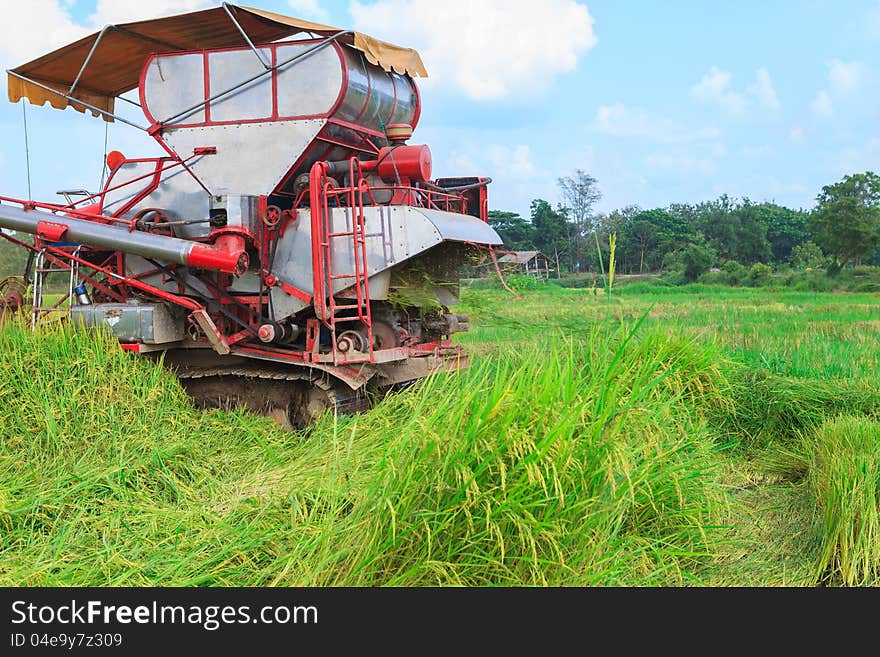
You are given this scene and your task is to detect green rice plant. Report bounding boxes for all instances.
[0,318,731,586]
[808,416,880,586]
[290,329,731,586]
[7,283,880,587]
[710,368,880,449]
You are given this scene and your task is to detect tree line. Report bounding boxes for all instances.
[489,170,880,280]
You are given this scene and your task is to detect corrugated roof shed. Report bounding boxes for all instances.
[497,251,542,264]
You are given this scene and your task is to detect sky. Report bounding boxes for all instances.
[1,0,879,220]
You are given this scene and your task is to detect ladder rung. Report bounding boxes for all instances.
[331,316,369,323]
[330,273,358,280]
[330,316,372,327]
[330,304,364,312]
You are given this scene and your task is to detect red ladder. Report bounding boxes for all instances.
[309,160,374,365]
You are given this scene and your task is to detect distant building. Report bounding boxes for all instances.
[496,251,552,278]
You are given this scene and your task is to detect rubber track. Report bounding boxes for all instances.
[174,365,370,414]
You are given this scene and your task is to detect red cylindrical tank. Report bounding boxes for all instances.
[376,145,432,183]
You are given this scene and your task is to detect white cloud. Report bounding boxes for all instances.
[789,126,805,143]
[89,0,215,26]
[593,103,718,143]
[349,0,597,100]
[287,0,332,24]
[0,0,216,65]
[828,59,864,93]
[691,66,748,114]
[446,151,481,177]
[485,144,535,178]
[748,68,780,110]
[810,90,833,117]
[691,66,781,115]
[0,0,87,64]
[447,143,534,179]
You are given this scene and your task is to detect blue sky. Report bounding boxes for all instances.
[1,0,879,220]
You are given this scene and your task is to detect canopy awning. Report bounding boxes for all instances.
[6,3,427,122]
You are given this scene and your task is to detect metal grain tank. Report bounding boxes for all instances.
[137,39,420,213]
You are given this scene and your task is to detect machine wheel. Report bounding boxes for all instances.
[0,276,27,320]
[289,379,339,429]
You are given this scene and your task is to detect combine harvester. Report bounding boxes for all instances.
[0,4,501,427]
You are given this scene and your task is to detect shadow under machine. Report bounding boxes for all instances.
[0,4,502,427]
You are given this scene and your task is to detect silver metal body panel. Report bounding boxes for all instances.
[161,120,326,196]
[106,161,211,239]
[414,207,503,246]
[276,42,343,117]
[210,194,260,233]
[70,303,184,344]
[123,257,213,298]
[268,206,501,320]
[103,161,159,215]
[209,48,274,122]
[142,53,206,125]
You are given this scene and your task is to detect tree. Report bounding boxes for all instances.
[691,195,771,265]
[761,203,810,262]
[681,242,716,282]
[811,172,880,271]
[0,232,29,277]
[730,199,772,265]
[530,199,573,271]
[692,195,737,260]
[790,241,825,270]
[621,219,656,274]
[631,208,694,271]
[557,170,602,272]
[488,210,535,250]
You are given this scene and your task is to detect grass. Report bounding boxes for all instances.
[809,416,880,586]
[2,281,880,585]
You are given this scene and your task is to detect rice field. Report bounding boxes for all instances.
[1,282,880,586]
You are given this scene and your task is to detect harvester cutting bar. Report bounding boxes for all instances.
[0,202,248,276]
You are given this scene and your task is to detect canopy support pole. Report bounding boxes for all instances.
[6,71,149,131]
[116,95,142,109]
[223,2,272,70]
[68,25,109,96]
[21,101,32,200]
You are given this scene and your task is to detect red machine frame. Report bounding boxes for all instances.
[0,149,489,377]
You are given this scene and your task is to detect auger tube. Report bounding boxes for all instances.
[0,204,247,276]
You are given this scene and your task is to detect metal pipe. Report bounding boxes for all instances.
[222,2,272,70]
[0,204,247,276]
[68,25,109,96]
[6,71,149,131]
[116,95,142,109]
